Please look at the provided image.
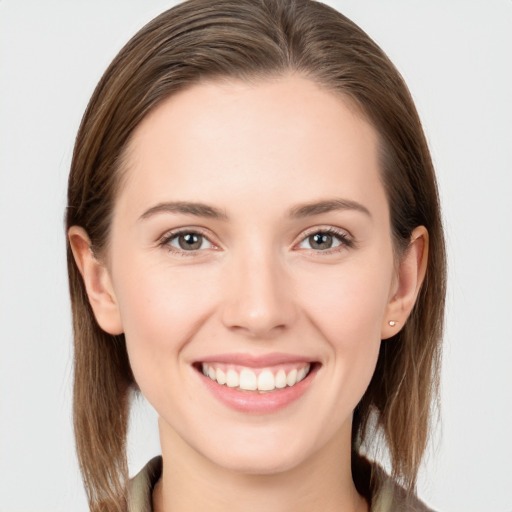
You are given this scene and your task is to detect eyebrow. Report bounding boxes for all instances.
[139,201,228,221]
[288,198,371,219]
[138,197,371,222]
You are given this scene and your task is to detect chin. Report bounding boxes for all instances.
[195,428,313,476]
[211,449,305,476]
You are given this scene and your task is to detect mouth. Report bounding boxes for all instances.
[197,362,313,393]
[193,356,319,413]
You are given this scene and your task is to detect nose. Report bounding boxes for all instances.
[220,246,297,338]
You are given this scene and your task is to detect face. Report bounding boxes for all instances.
[102,76,400,474]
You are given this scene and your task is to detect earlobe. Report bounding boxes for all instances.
[381,226,429,339]
[68,226,124,335]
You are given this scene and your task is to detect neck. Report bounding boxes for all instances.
[153,419,368,512]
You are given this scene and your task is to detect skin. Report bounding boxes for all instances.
[69,75,428,512]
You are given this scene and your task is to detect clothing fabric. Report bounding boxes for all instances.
[127,456,434,512]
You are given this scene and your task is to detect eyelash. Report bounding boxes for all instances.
[297,227,354,254]
[158,228,216,257]
[158,226,354,256]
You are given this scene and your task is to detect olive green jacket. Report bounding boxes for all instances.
[127,456,434,512]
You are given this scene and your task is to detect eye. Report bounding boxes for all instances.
[161,230,214,252]
[297,228,352,251]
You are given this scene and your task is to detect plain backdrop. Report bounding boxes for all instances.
[1,1,511,511]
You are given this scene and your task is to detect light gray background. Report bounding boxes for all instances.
[1,1,511,511]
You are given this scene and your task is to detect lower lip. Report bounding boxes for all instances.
[197,366,317,414]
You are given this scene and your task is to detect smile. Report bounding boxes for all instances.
[201,362,311,392]
[195,356,319,413]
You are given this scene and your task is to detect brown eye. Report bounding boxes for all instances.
[166,231,213,251]
[298,229,350,251]
[308,233,334,250]
[179,233,202,250]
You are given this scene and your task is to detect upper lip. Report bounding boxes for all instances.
[196,352,315,368]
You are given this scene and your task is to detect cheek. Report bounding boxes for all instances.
[116,254,217,325]
[296,261,392,343]
[112,259,218,386]
[294,260,392,395]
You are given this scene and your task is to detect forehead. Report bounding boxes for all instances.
[117,75,386,220]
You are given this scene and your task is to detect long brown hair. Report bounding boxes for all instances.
[66,1,446,510]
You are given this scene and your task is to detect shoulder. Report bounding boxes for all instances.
[372,468,435,512]
[353,455,435,512]
[127,456,162,512]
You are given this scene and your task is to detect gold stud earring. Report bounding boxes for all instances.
[388,320,398,327]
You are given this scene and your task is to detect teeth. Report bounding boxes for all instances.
[226,369,239,388]
[257,370,275,391]
[275,369,287,389]
[201,363,311,392]
[286,369,297,387]
[216,368,226,385]
[239,369,257,390]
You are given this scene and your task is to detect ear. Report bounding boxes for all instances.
[381,226,429,339]
[68,226,124,335]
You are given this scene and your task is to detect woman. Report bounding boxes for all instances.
[66,0,446,511]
